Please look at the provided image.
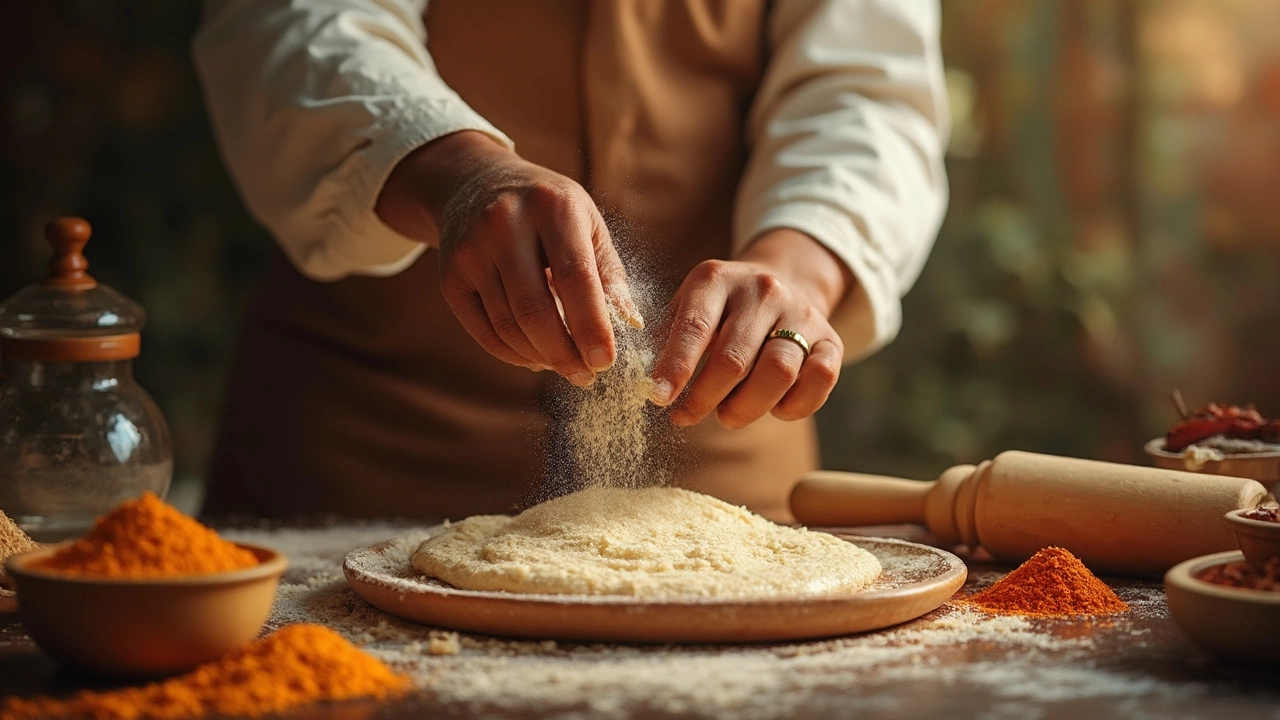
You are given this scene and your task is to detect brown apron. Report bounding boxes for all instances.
[205,0,818,522]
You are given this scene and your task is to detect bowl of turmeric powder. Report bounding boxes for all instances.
[2,492,287,677]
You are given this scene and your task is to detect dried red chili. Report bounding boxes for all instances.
[1165,402,1272,452]
[1197,557,1280,592]
[1240,506,1280,523]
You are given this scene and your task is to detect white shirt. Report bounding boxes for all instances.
[192,0,949,360]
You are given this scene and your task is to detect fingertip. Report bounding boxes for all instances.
[648,378,674,407]
[587,346,614,372]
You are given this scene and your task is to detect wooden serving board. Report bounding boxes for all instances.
[343,531,966,644]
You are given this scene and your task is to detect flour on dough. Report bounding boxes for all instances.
[411,487,881,598]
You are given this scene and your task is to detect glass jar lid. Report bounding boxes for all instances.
[0,217,145,361]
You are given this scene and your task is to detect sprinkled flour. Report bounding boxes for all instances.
[211,524,1261,720]
[558,316,665,491]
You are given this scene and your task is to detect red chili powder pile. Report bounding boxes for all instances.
[963,546,1128,617]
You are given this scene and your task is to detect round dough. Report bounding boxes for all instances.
[412,487,881,598]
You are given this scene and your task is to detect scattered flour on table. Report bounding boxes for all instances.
[217,525,1231,720]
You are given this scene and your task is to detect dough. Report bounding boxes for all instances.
[412,487,881,598]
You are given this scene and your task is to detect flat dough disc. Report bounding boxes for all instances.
[412,487,881,599]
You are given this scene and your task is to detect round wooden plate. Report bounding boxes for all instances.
[343,531,966,644]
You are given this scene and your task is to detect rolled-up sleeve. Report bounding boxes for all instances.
[735,0,950,361]
[192,0,511,280]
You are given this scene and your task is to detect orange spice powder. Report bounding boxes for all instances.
[963,546,1128,617]
[33,492,257,578]
[0,624,411,720]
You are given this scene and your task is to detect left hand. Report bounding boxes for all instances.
[647,230,853,428]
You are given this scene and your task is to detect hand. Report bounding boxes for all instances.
[647,230,852,428]
[376,131,642,386]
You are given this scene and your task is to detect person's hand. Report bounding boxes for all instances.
[376,131,642,386]
[647,230,852,428]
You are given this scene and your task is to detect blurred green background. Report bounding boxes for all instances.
[4,0,1280,510]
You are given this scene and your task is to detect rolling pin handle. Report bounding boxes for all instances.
[791,471,935,528]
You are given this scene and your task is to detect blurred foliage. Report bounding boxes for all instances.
[3,0,1280,493]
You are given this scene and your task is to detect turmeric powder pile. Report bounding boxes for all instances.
[1,624,410,720]
[33,492,257,578]
[964,546,1128,617]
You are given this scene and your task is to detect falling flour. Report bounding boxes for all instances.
[563,318,659,489]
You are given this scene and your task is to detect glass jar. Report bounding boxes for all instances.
[0,217,171,541]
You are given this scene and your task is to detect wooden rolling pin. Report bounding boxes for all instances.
[790,451,1269,576]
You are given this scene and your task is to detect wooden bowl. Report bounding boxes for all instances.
[3,543,287,677]
[1164,550,1280,665]
[1225,509,1280,565]
[1144,438,1280,490]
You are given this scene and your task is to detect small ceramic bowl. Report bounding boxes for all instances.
[1144,438,1280,490]
[4,543,287,677]
[1224,508,1280,565]
[1165,550,1280,665]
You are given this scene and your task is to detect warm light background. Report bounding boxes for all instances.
[3,1,1279,506]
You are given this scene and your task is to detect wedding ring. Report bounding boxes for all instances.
[766,328,810,360]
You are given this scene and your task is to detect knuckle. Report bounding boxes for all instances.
[673,312,715,341]
[552,257,598,292]
[490,314,525,342]
[662,357,699,384]
[512,302,558,329]
[694,259,730,282]
[753,272,786,300]
[809,356,840,387]
[711,347,753,379]
[527,180,580,214]
[760,352,800,385]
[476,194,522,233]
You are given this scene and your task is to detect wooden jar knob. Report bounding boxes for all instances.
[42,216,97,290]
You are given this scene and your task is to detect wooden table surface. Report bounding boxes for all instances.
[1,522,1277,720]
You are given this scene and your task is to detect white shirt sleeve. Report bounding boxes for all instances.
[192,0,512,281]
[735,0,950,361]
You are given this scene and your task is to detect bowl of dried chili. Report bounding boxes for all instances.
[1146,401,1280,488]
[1224,507,1280,566]
[1164,550,1280,665]
[2,493,287,677]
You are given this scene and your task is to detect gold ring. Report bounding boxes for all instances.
[766,328,810,360]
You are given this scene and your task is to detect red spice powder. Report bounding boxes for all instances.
[964,547,1128,617]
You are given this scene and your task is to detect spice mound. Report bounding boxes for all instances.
[0,509,38,564]
[0,624,410,720]
[964,547,1128,617]
[32,492,257,578]
[1197,557,1280,592]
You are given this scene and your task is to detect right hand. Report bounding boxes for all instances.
[376,131,642,386]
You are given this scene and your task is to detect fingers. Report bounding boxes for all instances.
[647,267,732,408]
[499,235,596,387]
[539,205,619,372]
[773,339,842,421]
[443,288,546,371]
[716,332,806,429]
[669,297,776,427]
